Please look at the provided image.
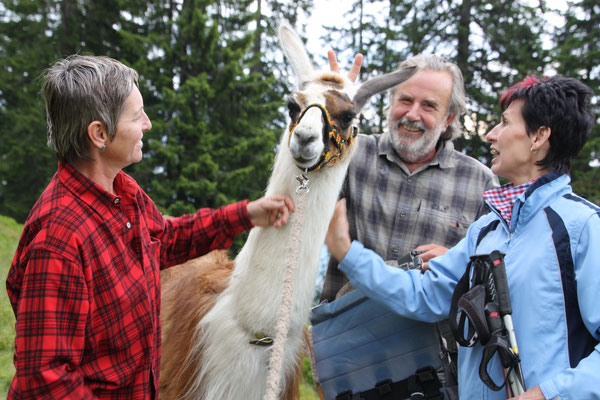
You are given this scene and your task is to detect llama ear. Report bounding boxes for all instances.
[278,22,314,90]
[352,66,417,113]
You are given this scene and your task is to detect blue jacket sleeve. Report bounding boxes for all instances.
[338,229,476,322]
[539,213,600,399]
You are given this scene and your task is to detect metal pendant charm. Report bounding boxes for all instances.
[295,171,310,194]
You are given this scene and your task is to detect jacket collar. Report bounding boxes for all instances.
[509,171,570,229]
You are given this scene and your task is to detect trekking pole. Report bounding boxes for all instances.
[489,251,526,396]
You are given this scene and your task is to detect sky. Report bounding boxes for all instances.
[302,1,355,54]
[299,0,569,72]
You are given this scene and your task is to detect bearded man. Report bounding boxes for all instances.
[319,54,498,398]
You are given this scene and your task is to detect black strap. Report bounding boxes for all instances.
[336,390,359,400]
[449,259,476,346]
[353,366,443,400]
[449,263,470,337]
[449,252,527,394]
[478,333,520,391]
[415,367,444,399]
[457,284,490,345]
[433,321,459,400]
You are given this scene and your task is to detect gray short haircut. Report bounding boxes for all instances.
[388,54,466,141]
[42,54,139,163]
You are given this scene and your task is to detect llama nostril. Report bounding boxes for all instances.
[293,127,320,146]
[297,135,317,146]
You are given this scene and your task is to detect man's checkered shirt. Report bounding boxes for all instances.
[321,133,498,301]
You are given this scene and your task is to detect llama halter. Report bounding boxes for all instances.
[289,103,358,172]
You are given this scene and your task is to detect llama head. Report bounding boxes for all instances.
[278,23,418,172]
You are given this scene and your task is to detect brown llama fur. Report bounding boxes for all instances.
[159,250,303,399]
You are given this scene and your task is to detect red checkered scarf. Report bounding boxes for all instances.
[483,180,535,228]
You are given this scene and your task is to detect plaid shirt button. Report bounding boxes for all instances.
[126,222,132,229]
[114,197,120,204]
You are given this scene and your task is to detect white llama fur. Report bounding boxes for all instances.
[160,22,417,400]
[184,84,355,400]
[187,164,351,400]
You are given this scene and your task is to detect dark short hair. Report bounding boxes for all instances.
[42,55,139,163]
[500,75,595,175]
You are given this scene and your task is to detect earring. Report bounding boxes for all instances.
[530,146,537,153]
[99,144,106,152]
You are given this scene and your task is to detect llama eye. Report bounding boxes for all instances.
[339,112,356,130]
[287,100,301,122]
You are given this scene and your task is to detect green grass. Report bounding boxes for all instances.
[0,215,21,398]
[0,215,319,399]
[300,356,320,399]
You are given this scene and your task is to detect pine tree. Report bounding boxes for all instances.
[0,0,57,221]
[128,0,283,217]
[553,0,599,203]
[451,0,548,162]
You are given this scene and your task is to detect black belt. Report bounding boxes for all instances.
[335,366,443,400]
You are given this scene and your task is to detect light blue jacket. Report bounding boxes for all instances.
[339,172,600,400]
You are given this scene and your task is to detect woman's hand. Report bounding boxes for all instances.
[510,386,545,399]
[325,199,352,261]
[247,195,295,228]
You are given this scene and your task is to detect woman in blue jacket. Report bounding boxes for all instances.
[326,75,599,399]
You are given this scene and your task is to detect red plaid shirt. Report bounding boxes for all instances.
[483,180,534,228]
[6,162,252,399]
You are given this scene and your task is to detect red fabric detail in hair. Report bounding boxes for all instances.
[500,75,544,108]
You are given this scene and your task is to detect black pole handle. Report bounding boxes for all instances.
[489,250,512,316]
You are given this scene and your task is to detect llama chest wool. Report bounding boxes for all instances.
[158,22,418,400]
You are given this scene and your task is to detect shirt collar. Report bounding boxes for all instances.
[378,133,456,170]
[59,162,139,215]
[483,180,535,227]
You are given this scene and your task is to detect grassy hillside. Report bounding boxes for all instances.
[0,216,20,397]
[0,215,318,399]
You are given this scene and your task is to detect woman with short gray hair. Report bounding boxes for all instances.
[6,54,294,399]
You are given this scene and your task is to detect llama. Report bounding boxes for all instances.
[159,23,416,400]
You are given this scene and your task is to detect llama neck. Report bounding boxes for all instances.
[228,141,349,333]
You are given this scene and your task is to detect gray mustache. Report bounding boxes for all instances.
[396,117,426,131]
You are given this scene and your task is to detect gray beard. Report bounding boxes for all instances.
[388,116,445,163]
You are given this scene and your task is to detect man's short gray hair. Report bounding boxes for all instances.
[389,54,466,141]
[42,54,139,163]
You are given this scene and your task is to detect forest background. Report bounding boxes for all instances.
[0,0,598,397]
[1,0,598,225]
